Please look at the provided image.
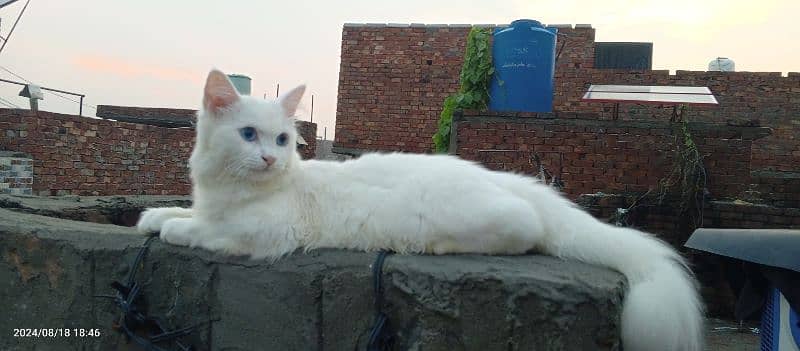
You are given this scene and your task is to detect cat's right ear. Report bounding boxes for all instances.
[203,69,240,115]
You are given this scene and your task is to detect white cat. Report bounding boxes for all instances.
[137,69,704,351]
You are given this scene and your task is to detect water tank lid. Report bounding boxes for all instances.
[510,19,544,28]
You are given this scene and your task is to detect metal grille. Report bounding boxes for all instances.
[761,288,778,351]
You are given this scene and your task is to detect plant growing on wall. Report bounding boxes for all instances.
[657,113,707,228]
[432,27,494,153]
[614,108,708,231]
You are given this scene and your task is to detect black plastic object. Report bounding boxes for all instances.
[685,228,800,273]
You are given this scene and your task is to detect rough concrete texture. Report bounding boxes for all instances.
[0,194,191,226]
[0,207,627,350]
[704,318,760,351]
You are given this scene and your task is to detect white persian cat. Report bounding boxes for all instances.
[137,69,704,351]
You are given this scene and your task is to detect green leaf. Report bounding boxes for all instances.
[433,27,494,152]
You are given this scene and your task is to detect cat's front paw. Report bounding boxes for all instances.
[136,207,192,234]
[159,218,193,247]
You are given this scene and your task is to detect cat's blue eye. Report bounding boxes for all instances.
[276,133,289,146]
[239,127,258,142]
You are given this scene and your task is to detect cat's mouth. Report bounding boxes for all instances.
[255,163,280,174]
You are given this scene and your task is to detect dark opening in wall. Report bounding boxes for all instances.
[594,42,653,70]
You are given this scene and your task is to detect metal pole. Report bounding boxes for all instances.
[276,84,280,98]
[324,127,327,140]
[310,94,314,123]
[0,0,31,57]
[79,95,83,116]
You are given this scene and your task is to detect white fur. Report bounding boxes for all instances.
[137,70,704,351]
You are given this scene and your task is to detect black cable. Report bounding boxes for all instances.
[555,33,569,63]
[95,233,212,351]
[367,250,393,351]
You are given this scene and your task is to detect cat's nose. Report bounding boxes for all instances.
[262,156,276,167]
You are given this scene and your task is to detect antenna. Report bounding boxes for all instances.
[0,1,21,10]
[0,0,31,57]
[310,94,314,123]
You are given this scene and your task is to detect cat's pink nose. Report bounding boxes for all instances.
[262,156,276,167]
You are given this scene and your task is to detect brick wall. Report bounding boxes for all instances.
[453,112,771,201]
[575,192,800,317]
[747,171,800,208]
[334,23,800,175]
[1,109,194,195]
[334,24,472,155]
[296,121,318,160]
[97,105,317,160]
[0,109,317,196]
[0,151,33,195]
[576,193,800,237]
[554,70,800,175]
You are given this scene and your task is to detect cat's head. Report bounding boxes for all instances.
[190,69,305,185]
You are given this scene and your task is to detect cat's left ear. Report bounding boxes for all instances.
[279,85,306,117]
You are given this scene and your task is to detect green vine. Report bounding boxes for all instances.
[613,107,707,231]
[657,112,707,227]
[433,27,494,153]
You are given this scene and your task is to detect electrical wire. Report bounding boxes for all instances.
[0,64,97,110]
[0,96,20,108]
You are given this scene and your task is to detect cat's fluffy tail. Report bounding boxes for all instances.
[545,216,704,351]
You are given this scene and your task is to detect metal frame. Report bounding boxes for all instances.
[581,84,719,121]
[0,77,86,115]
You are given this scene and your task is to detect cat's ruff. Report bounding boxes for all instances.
[136,69,704,351]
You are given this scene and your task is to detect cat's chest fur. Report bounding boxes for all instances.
[193,181,316,241]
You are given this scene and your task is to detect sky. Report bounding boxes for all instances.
[0,0,797,140]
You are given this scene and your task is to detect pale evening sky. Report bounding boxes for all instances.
[0,0,797,139]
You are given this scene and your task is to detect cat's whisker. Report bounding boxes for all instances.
[221,158,249,180]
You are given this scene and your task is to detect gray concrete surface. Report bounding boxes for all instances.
[0,194,191,226]
[0,207,626,350]
[705,318,761,351]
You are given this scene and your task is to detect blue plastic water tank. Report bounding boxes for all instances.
[489,19,557,113]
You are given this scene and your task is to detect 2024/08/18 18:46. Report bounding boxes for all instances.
[13,328,101,338]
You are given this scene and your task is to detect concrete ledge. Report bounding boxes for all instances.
[0,194,191,226]
[1,208,626,350]
[95,105,197,129]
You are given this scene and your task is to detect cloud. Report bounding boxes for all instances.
[71,54,202,83]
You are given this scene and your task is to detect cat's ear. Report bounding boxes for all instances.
[279,84,306,117]
[203,69,240,114]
